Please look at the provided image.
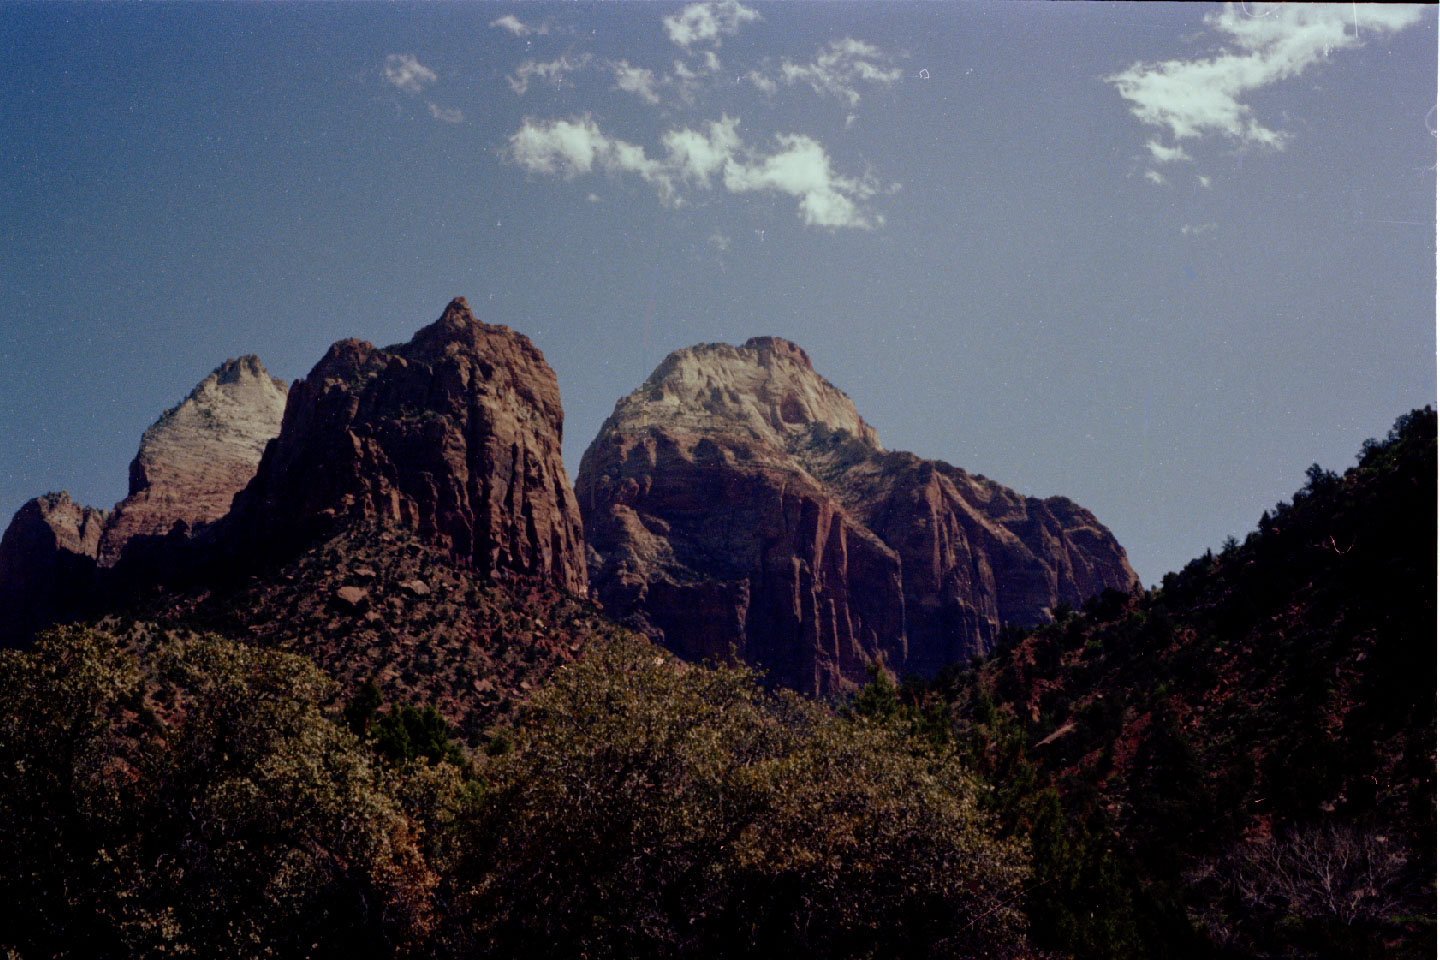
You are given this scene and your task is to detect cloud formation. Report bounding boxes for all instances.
[663,1,760,50]
[1145,140,1191,163]
[428,103,463,124]
[1144,170,1168,186]
[777,38,903,106]
[1108,4,1426,148]
[490,14,548,37]
[611,61,662,105]
[383,54,437,95]
[507,114,882,229]
[509,55,594,95]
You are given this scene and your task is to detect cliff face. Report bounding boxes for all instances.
[225,298,587,594]
[0,493,107,648]
[97,356,288,566]
[578,338,1137,695]
[2,299,589,648]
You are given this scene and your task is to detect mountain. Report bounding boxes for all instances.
[1,299,588,654]
[578,337,1136,696]
[97,355,288,566]
[0,493,108,648]
[0,356,286,648]
[934,407,1436,958]
[218,297,586,594]
[2,299,599,738]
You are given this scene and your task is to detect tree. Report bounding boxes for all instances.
[0,626,437,959]
[439,640,1033,959]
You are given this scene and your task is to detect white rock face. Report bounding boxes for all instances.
[610,337,881,453]
[97,356,287,565]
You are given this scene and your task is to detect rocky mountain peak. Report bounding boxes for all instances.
[0,492,109,647]
[613,337,880,454]
[98,356,288,565]
[579,338,1137,695]
[225,299,586,593]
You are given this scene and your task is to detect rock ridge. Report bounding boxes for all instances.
[579,337,1137,695]
[222,297,587,594]
[98,355,288,565]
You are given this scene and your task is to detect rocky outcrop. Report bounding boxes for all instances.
[224,298,587,594]
[0,493,107,648]
[578,337,1137,695]
[97,356,288,566]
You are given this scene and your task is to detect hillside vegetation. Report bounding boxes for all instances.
[897,407,1435,958]
[1,409,1431,959]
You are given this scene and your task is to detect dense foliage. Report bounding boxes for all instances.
[438,642,1031,959]
[0,629,1036,959]
[911,407,1436,959]
[0,627,435,958]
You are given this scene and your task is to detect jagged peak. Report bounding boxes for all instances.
[742,336,814,370]
[619,337,880,449]
[405,297,548,371]
[182,356,288,404]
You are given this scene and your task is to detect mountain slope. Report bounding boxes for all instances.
[579,336,1136,695]
[941,407,1436,958]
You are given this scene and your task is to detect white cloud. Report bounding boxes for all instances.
[490,14,548,37]
[661,116,743,184]
[383,54,437,95]
[663,1,760,50]
[1144,169,1168,186]
[743,69,778,96]
[778,38,903,106]
[1181,222,1217,235]
[1197,174,1213,189]
[507,114,883,229]
[428,103,464,124]
[1108,4,1426,148]
[722,133,879,228]
[612,60,662,105]
[509,55,594,95]
[508,116,667,185]
[1145,139,1191,163]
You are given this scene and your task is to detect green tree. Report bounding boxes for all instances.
[0,626,437,959]
[440,640,1033,959]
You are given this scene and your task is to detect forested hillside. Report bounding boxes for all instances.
[895,407,1436,958]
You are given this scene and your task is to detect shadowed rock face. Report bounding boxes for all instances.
[0,493,107,648]
[97,356,288,566]
[578,337,1137,695]
[224,298,587,594]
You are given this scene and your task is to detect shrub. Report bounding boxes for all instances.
[440,640,1033,959]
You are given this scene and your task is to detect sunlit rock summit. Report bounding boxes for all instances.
[578,337,1137,695]
[98,355,289,566]
[1,356,287,647]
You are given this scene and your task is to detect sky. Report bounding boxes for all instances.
[1,1,1434,586]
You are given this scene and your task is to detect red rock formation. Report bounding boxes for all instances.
[579,338,1137,695]
[225,298,587,594]
[97,356,287,566]
[0,492,107,648]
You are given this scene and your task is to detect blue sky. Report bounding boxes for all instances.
[1,2,1434,585]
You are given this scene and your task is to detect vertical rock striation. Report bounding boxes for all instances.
[578,337,1137,695]
[225,298,587,593]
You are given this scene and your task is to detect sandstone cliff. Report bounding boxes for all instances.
[97,356,288,566]
[224,298,587,594]
[578,337,1137,694]
[0,492,107,647]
